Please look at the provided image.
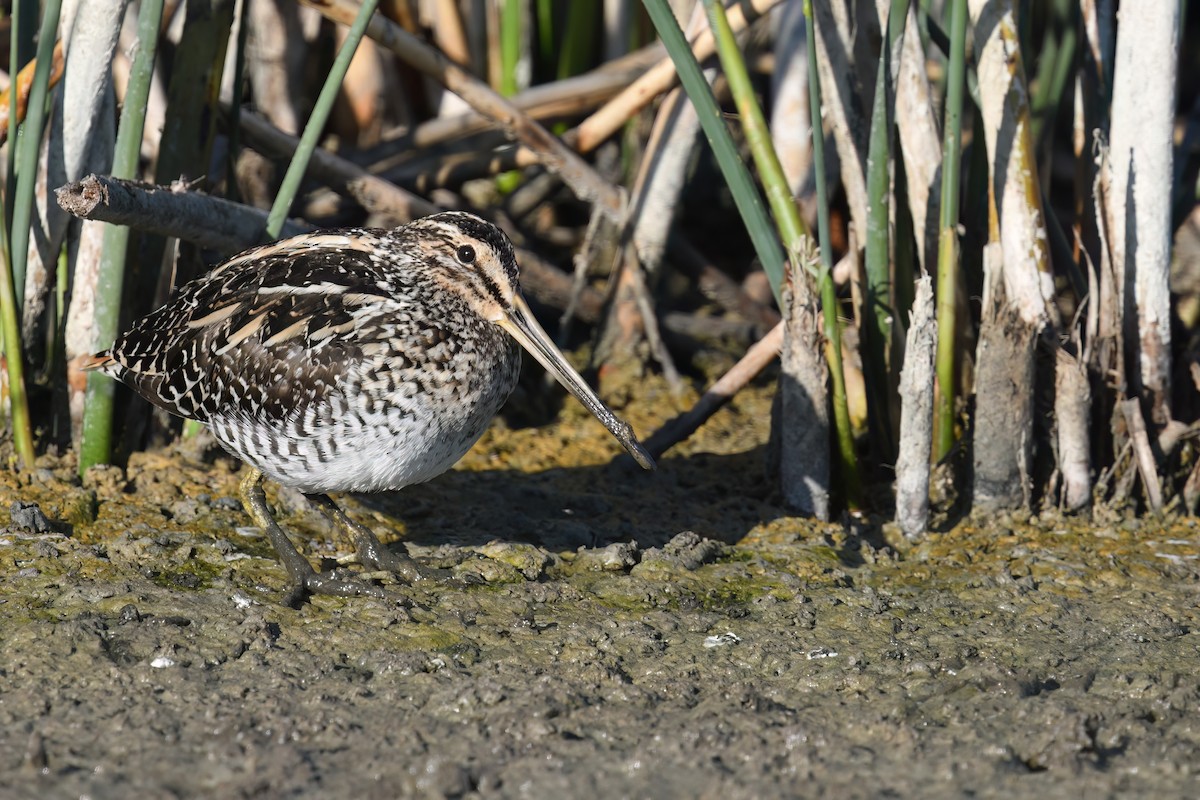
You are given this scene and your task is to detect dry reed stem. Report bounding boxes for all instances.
[55,174,307,254]
[299,0,623,216]
[571,0,785,154]
[643,321,784,459]
[236,108,439,222]
[0,39,64,144]
[895,275,936,538]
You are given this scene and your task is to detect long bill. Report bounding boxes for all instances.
[497,294,656,470]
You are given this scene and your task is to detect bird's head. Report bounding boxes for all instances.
[396,211,654,470]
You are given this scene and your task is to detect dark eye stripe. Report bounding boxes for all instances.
[476,269,506,307]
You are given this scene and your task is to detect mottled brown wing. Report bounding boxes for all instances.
[96,236,403,424]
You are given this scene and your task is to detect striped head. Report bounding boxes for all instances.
[394,211,522,327]
[394,211,655,470]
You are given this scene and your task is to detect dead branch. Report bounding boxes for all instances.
[54,174,308,254]
[234,108,439,222]
[643,322,784,459]
[374,42,664,158]
[1121,399,1164,513]
[570,0,785,154]
[299,0,624,216]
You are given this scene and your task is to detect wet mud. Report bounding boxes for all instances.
[1,376,1198,798]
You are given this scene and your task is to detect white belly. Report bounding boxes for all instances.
[209,363,517,495]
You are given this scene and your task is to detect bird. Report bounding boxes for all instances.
[82,211,655,603]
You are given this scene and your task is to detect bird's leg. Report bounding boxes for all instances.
[305,493,446,583]
[239,468,390,604]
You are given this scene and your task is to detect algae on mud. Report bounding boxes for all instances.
[1,378,1199,797]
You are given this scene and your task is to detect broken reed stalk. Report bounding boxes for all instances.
[778,265,830,519]
[895,276,936,538]
[934,0,966,461]
[266,0,380,239]
[969,0,1057,510]
[78,0,165,476]
[56,175,309,255]
[805,0,862,507]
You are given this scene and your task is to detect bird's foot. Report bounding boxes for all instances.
[280,568,405,608]
[240,469,408,606]
[308,493,458,586]
[351,537,452,584]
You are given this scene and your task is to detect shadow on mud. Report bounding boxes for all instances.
[352,446,787,552]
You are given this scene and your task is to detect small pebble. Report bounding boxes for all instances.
[703,632,742,649]
[10,501,53,533]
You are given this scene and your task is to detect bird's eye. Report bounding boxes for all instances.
[456,245,477,264]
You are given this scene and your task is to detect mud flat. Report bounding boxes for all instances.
[0,384,1197,798]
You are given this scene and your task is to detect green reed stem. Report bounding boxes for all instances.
[640,0,784,306]
[934,0,967,460]
[6,0,36,235]
[536,0,555,71]
[702,0,808,246]
[803,0,861,506]
[78,0,165,476]
[265,0,380,239]
[0,197,34,468]
[0,1,39,468]
[558,0,596,79]
[499,0,523,96]
[9,0,62,316]
[862,0,908,465]
[1030,0,1075,149]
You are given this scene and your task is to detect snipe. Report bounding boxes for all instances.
[84,211,654,603]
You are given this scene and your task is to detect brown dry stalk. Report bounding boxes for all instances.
[0,39,65,144]
[1121,399,1164,513]
[369,44,663,162]
[235,108,439,222]
[642,322,784,459]
[570,0,785,154]
[299,0,623,216]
